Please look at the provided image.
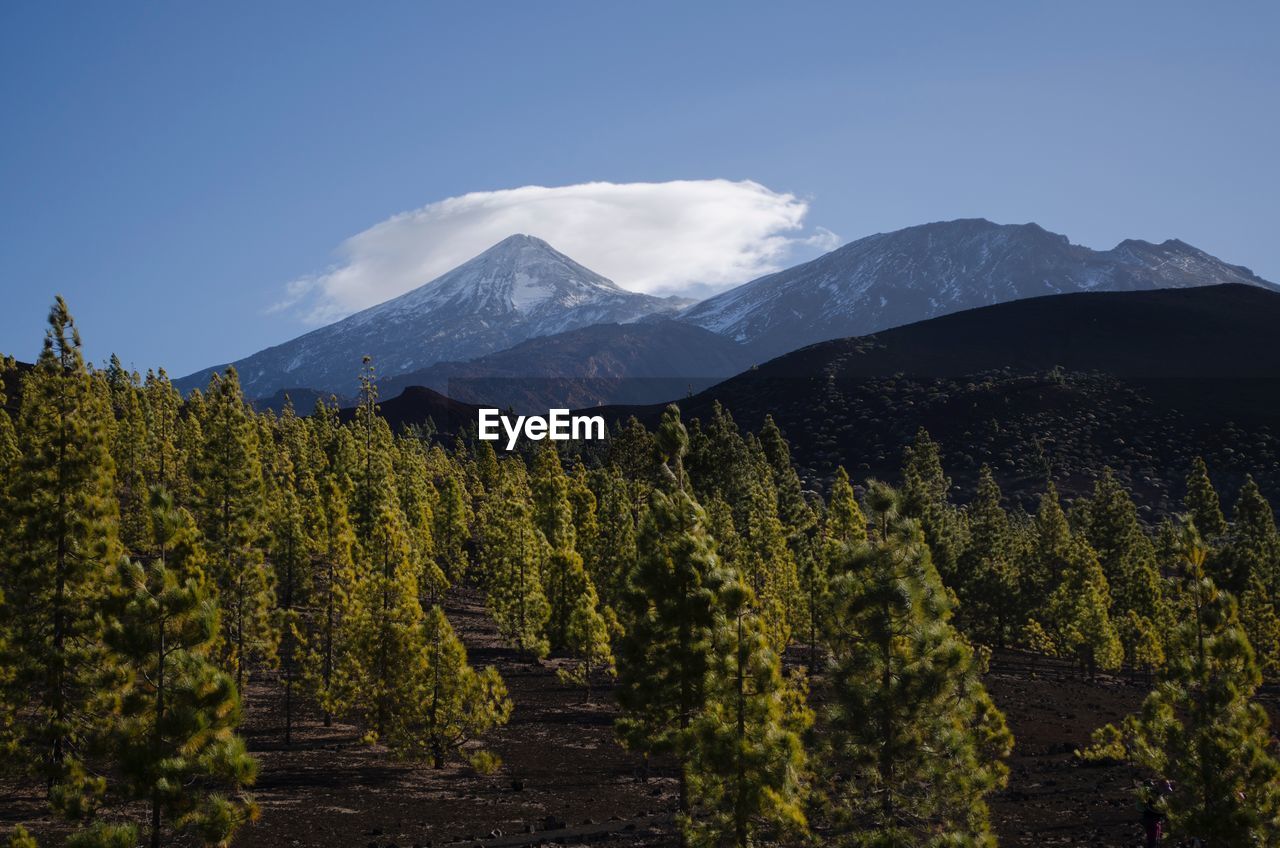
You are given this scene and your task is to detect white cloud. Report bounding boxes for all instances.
[276,179,838,324]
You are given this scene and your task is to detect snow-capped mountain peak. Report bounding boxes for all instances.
[177,235,681,399]
[364,233,626,323]
[679,218,1275,359]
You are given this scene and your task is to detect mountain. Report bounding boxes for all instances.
[600,284,1280,511]
[376,319,757,412]
[680,218,1275,360]
[175,234,686,399]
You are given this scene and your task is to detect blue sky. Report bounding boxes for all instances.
[1,1,1276,376]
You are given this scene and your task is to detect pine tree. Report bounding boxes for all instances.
[1080,469,1167,668]
[899,429,967,587]
[0,364,14,752]
[531,446,609,662]
[590,466,638,614]
[347,358,396,540]
[798,467,865,669]
[1128,523,1280,846]
[685,401,752,515]
[106,362,149,554]
[824,489,1012,847]
[1184,456,1228,541]
[826,467,867,548]
[1223,475,1280,596]
[0,298,120,808]
[1045,538,1123,677]
[1119,608,1165,680]
[736,450,798,652]
[101,489,257,847]
[472,439,501,494]
[141,370,186,501]
[193,368,275,690]
[616,405,728,833]
[1241,575,1280,678]
[394,438,446,606]
[757,414,813,537]
[478,468,551,658]
[1020,619,1056,672]
[556,569,615,701]
[607,416,663,496]
[342,504,424,741]
[531,447,575,631]
[393,606,512,768]
[432,472,471,585]
[299,478,360,727]
[567,460,601,571]
[1023,484,1071,616]
[268,485,309,744]
[957,465,1019,647]
[0,359,18,478]
[686,574,810,848]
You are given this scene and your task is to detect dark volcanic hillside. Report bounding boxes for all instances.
[604,284,1280,510]
[339,385,480,436]
[680,218,1275,360]
[377,319,758,412]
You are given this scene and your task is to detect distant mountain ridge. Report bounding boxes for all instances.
[678,218,1275,359]
[376,319,757,412]
[176,219,1275,403]
[175,234,686,398]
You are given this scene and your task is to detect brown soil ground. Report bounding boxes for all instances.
[3,588,1259,847]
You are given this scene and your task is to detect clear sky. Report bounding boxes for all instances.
[1,1,1276,377]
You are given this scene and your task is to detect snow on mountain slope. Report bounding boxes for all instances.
[176,234,685,399]
[679,218,1275,360]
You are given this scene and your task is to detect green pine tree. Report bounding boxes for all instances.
[1241,574,1280,678]
[957,465,1020,647]
[432,472,471,585]
[1223,475,1280,595]
[1184,456,1229,540]
[738,438,799,651]
[824,487,1012,847]
[347,358,396,540]
[567,460,601,572]
[0,358,18,478]
[685,574,810,848]
[757,414,813,536]
[101,489,258,847]
[0,298,120,809]
[392,606,512,768]
[394,438,447,606]
[141,370,187,502]
[899,429,967,587]
[825,467,867,548]
[556,569,615,702]
[342,504,424,741]
[106,362,149,554]
[1023,483,1071,617]
[1080,469,1168,658]
[193,367,276,690]
[616,405,729,835]
[478,467,551,658]
[590,465,638,614]
[268,485,309,744]
[1045,537,1123,677]
[299,478,360,727]
[1128,523,1280,846]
